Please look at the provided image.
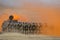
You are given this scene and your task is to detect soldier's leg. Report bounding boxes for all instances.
[4,28,6,32]
[25,26,28,34]
[22,26,24,33]
[6,27,8,32]
[2,28,4,32]
[8,27,11,32]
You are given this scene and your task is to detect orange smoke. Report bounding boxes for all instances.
[12,13,28,22]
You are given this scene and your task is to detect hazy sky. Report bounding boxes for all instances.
[0,0,60,8]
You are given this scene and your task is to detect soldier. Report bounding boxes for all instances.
[2,15,15,32]
[17,22,22,31]
[8,15,14,32]
[22,22,28,34]
[13,20,19,32]
[30,23,37,34]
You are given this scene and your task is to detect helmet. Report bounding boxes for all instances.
[9,15,14,20]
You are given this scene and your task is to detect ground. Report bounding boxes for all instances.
[0,32,60,40]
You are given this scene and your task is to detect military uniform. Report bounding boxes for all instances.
[2,20,10,32]
[2,20,19,32]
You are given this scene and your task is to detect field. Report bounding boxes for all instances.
[0,32,60,40]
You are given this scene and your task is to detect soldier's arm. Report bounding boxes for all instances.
[1,21,6,32]
[1,21,6,28]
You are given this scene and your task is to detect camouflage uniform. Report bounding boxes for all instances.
[2,20,9,32]
[2,20,18,32]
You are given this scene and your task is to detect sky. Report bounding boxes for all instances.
[0,0,60,8]
[0,0,60,36]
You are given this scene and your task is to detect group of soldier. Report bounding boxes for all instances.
[2,15,42,34]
